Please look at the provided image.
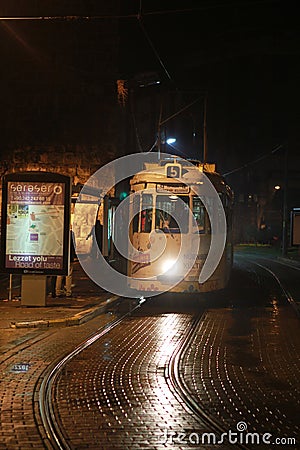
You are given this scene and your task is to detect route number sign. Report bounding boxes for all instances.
[165,163,182,179]
[1,172,71,275]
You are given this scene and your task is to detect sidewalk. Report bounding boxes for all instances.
[234,243,300,266]
[0,261,119,330]
[235,243,300,317]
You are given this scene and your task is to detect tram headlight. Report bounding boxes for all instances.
[161,258,177,274]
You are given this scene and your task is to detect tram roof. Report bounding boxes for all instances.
[130,158,233,197]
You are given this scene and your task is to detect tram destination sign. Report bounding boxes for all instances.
[156,184,190,194]
[0,172,71,275]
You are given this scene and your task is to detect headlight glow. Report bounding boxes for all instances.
[161,258,177,274]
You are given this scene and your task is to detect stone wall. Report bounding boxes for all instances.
[0,144,116,188]
[0,144,117,243]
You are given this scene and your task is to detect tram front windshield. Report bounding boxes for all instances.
[155,195,189,233]
[136,193,206,234]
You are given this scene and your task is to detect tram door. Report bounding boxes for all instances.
[102,195,116,260]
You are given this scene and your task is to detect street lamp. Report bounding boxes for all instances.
[157,97,203,160]
[166,137,176,145]
[281,147,288,257]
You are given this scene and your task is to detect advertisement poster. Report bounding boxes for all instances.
[1,174,71,275]
[291,210,300,246]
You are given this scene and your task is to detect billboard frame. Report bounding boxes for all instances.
[1,172,71,275]
[291,208,300,246]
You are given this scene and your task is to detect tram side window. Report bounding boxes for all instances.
[140,194,152,233]
[193,197,205,233]
[132,194,140,233]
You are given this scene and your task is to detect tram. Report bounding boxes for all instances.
[127,157,233,294]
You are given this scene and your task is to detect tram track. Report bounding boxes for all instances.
[165,313,249,450]
[37,299,250,449]
[36,256,299,449]
[37,300,229,449]
[37,298,142,450]
[166,314,224,431]
[33,273,299,449]
[244,258,300,317]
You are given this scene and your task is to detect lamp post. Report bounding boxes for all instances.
[203,95,208,163]
[281,146,289,257]
[157,96,203,160]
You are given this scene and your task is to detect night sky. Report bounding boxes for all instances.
[120,0,300,174]
[0,0,299,182]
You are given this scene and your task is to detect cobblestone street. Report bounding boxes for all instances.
[182,307,300,439]
[0,254,299,449]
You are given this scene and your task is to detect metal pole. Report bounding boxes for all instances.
[203,95,208,163]
[8,274,13,301]
[102,195,109,258]
[157,103,163,161]
[282,146,288,257]
[157,123,161,161]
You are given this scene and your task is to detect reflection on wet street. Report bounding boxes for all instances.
[49,255,299,448]
[54,313,206,449]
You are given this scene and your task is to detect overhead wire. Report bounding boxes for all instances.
[136,4,207,154]
[140,0,279,16]
[0,0,179,156]
[4,2,278,160]
[222,143,285,177]
[137,15,173,84]
[0,0,279,21]
[130,101,144,153]
[134,0,177,152]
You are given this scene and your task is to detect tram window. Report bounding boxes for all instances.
[192,197,205,233]
[141,194,152,233]
[155,195,189,233]
[132,194,140,233]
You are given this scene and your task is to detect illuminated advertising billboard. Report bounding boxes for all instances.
[1,172,71,275]
[291,209,300,246]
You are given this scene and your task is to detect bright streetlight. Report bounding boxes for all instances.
[166,137,176,145]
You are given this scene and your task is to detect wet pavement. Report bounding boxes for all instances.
[234,245,300,316]
[0,261,122,450]
[49,261,299,449]
[181,305,300,440]
[53,313,206,449]
[0,248,299,449]
[0,262,119,353]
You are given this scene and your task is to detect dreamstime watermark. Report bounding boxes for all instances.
[158,422,297,446]
[73,152,227,298]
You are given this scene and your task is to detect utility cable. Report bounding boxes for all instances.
[0,1,279,21]
[130,103,144,153]
[137,15,173,84]
[223,143,285,177]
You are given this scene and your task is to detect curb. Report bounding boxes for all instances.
[10,295,120,329]
[277,257,300,268]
